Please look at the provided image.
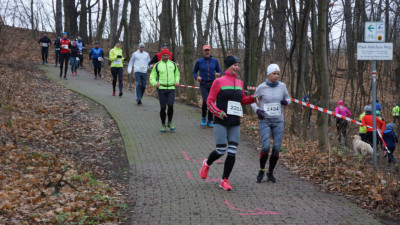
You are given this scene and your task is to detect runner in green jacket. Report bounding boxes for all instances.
[109,41,125,96]
[393,103,400,123]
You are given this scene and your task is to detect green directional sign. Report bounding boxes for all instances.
[365,22,385,42]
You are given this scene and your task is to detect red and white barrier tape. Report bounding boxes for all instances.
[179,84,200,89]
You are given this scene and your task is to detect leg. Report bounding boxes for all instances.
[140,72,147,98]
[59,53,65,76]
[63,55,70,78]
[55,50,59,66]
[360,133,366,142]
[134,72,141,101]
[118,68,123,93]
[41,47,45,63]
[223,125,240,180]
[206,124,228,166]
[366,132,373,147]
[166,90,175,123]
[44,47,49,63]
[200,85,209,119]
[259,120,272,169]
[111,67,117,93]
[158,90,167,124]
[269,121,285,177]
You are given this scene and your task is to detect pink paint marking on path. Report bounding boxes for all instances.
[182,151,222,163]
[224,200,280,216]
[186,171,221,182]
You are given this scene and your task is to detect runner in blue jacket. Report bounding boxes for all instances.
[192,45,222,127]
[89,42,104,79]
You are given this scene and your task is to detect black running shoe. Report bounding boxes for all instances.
[267,172,276,183]
[256,170,265,183]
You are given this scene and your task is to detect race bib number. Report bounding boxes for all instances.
[139,66,146,71]
[61,44,68,49]
[263,103,282,116]
[98,57,103,62]
[42,43,48,47]
[227,101,243,117]
[76,57,79,61]
[55,48,60,51]
[114,59,121,64]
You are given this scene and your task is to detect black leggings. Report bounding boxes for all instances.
[93,59,102,77]
[200,83,213,121]
[59,53,70,77]
[158,89,175,124]
[111,67,123,93]
[336,118,348,140]
[55,50,60,65]
[79,53,83,67]
[41,47,49,62]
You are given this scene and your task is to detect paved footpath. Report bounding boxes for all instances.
[41,64,380,225]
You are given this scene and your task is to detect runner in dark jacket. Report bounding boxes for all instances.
[38,33,52,64]
[53,34,61,67]
[383,123,398,165]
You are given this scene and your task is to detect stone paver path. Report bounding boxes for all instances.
[41,64,380,225]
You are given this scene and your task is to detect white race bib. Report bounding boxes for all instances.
[55,48,60,51]
[98,57,103,62]
[42,43,48,47]
[76,57,79,61]
[227,101,243,117]
[114,59,121,64]
[263,103,282,116]
[61,44,68,49]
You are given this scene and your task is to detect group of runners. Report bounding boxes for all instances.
[39,32,397,191]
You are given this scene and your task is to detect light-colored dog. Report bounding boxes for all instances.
[352,135,373,156]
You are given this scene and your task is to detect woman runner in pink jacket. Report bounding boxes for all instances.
[335,100,352,144]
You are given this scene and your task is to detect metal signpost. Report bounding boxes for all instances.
[357,22,393,170]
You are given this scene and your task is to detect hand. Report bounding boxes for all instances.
[255,96,260,105]
[220,112,228,120]
[117,55,122,58]
[281,99,288,106]
[197,76,202,82]
[149,64,154,69]
[155,83,160,88]
[174,82,179,87]
[215,72,220,78]
[256,109,265,120]
[176,63,180,67]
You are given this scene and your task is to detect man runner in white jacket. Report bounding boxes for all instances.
[128,43,151,104]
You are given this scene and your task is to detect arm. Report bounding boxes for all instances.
[282,85,291,105]
[377,118,386,132]
[149,64,158,87]
[206,80,225,119]
[251,86,262,113]
[109,49,117,61]
[174,63,180,84]
[148,54,158,66]
[240,89,256,105]
[335,107,340,114]
[215,60,222,74]
[127,53,135,74]
[89,49,93,59]
[192,61,199,80]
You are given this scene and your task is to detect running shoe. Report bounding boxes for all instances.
[256,170,265,183]
[267,172,276,183]
[161,124,167,132]
[75,72,78,76]
[71,73,74,76]
[112,92,116,96]
[64,77,68,80]
[200,159,210,179]
[119,92,123,97]
[207,120,214,128]
[168,122,175,131]
[219,179,232,191]
[201,117,206,126]
[138,100,142,105]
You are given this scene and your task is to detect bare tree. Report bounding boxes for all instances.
[55,0,62,35]
[128,0,141,49]
[63,0,78,35]
[96,0,107,42]
[109,0,120,46]
[159,0,173,48]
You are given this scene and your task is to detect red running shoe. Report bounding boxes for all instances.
[200,159,210,179]
[112,92,116,96]
[219,179,232,191]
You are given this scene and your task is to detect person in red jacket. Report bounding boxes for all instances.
[59,32,71,80]
[362,105,386,147]
[199,55,258,191]
[148,43,174,69]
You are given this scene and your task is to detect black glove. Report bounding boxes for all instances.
[281,99,288,106]
[256,109,265,120]
[117,55,122,58]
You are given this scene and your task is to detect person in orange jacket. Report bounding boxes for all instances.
[362,105,386,147]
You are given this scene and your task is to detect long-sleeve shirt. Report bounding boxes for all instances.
[109,47,124,68]
[38,37,52,47]
[128,50,151,74]
[207,70,256,126]
[192,56,222,84]
[89,47,104,59]
[335,106,352,117]
[251,81,291,122]
[383,130,398,150]
[362,114,385,132]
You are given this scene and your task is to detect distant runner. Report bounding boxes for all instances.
[109,41,125,96]
[53,34,61,67]
[192,44,222,127]
[127,43,151,104]
[59,32,71,80]
[148,43,174,69]
[89,42,104,79]
[76,35,85,68]
[149,49,180,132]
[70,41,80,76]
[38,32,52,64]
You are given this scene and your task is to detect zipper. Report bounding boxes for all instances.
[207,58,209,81]
[165,61,169,90]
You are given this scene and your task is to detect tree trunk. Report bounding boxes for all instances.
[128,0,141,49]
[79,0,88,42]
[109,0,120,46]
[178,0,196,102]
[215,0,226,60]
[270,0,287,63]
[195,0,204,56]
[233,0,239,53]
[55,0,62,35]
[96,0,107,42]
[316,0,330,151]
[159,0,173,48]
[116,0,129,42]
[63,0,78,35]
